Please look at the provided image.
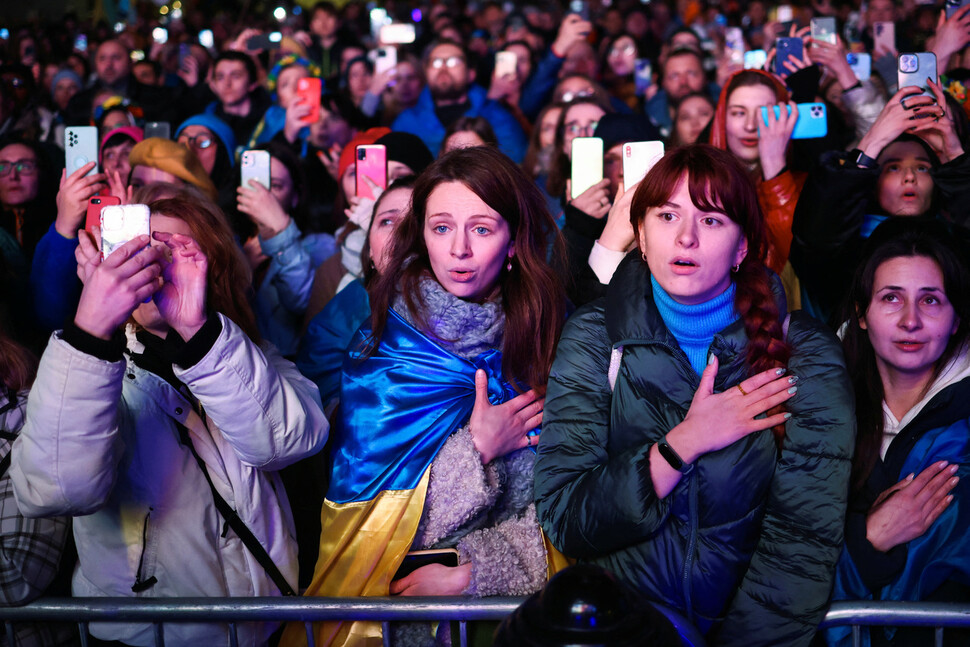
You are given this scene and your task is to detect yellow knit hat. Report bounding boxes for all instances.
[128,137,218,201]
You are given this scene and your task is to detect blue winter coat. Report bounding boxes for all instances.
[391,85,527,162]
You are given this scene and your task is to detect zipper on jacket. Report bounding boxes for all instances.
[131,507,158,592]
[681,472,699,624]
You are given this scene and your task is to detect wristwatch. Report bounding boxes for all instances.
[849,148,879,169]
[658,436,692,474]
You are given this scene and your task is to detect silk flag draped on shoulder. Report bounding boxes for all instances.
[280,308,568,647]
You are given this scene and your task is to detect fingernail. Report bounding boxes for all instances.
[784,412,792,420]
[950,464,960,474]
[788,386,798,394]
[775,367,786,375]
[708,353,716,365]
[788,375,799,384]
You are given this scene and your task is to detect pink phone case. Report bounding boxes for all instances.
[355,145,387,200]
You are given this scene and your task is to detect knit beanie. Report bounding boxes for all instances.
[593,113,662,153]
[337,127,392,180]
[175,114,237,158]
[374,131,434,176]
[50,69,82,96]
[129,137,218,201]
[100,126,144,167]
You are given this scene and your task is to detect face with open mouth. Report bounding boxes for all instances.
[861,255,958,388]
[876,140,934,216]
[424,181,513,303]
[638,174,748,305]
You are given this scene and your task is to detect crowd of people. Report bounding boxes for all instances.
[1,0,969,645]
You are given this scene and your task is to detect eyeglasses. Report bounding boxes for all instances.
[0,159,38,176]
[566,120,599,136]
[560,88,594,103]
[609,44,636,57]
[429,56,465,69]
[178,134,214,150]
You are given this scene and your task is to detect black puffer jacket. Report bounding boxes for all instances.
[535,253,856,646]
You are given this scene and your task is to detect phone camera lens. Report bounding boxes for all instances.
[357,149,366,161]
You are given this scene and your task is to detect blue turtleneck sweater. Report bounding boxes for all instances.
[651,276,740,375]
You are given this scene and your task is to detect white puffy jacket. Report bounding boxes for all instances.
[10,314,329,647]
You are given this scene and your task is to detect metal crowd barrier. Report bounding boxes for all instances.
[0,598,968,647]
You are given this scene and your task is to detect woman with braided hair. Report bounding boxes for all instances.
[534,144,856,646]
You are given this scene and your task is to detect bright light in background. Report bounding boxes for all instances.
[159,5,169,14]
[269,31,282,42]
[114,22,125,33]
[152,27,168,42]
[274,6,287,20]
[171,8,182,18]
[172,0,181,7]
[412,8,422,21]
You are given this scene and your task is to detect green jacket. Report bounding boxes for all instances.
[535,253,855,646]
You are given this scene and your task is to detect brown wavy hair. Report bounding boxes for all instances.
[367,146,566,394]
[145,190,261,344]
[631,144,791,444]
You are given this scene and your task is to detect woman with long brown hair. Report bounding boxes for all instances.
[284,146,567,647]
[11,188,328,647]
[534,144,855,646]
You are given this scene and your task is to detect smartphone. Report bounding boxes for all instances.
[759,103,829,139]
[246,32,282,50]
[145,121,171,140]
[634,59,652,96]
[897,52,938,101]
[495,51,517,78]
[198,29,214,49]
[369,46,397,77]
[946,0,970,19]
[775,37,804,75]
[725,27,746,66]
[393,549,459,581]
[0,29,9,41]
[296,77,322,124]
[873,22,895,53]
[65,126,99,178]
[570,137,604,200]
[178,43,191,68]
[569,0,591,20]
[810,17,837,45]
[74,34,88,53]
[355,145,387,200]
[100,204,150,260]
[847,52,871,81]
[379,23,416,45]
[622,141,665,187]
[85,195,121,233]
[240,150,271,190]
[744,49,767,69]
[370,7,389,40]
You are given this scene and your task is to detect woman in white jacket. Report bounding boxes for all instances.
[10,189,329,647]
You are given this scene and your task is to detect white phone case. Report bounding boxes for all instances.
[622,141,665,188]
[101,204,151,260]
[570,137,604,200]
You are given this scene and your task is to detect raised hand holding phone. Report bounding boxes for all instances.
[55,162,106,238]
[758,101,799,180]
[73,235,163,340]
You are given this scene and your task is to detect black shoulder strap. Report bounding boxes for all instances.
[175,420,297,597]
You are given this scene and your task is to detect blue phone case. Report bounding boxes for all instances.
[775,37,804,75]
[759,103,828,139]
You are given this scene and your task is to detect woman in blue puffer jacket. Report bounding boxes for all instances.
[535,144,856,646]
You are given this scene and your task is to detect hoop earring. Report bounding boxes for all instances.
[641,252,648,263]
[506,257,513,271]
[731,264,740,273]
